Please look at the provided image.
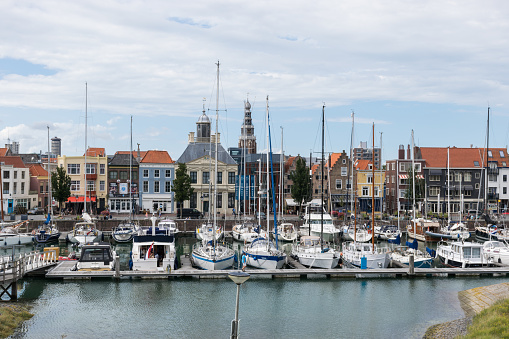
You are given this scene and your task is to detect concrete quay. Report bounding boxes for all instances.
[458,282,509,317]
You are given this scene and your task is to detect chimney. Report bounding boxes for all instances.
[136,143,141,163]
[407,144,410,160]
[398,145,404,160]
[188,132,195,144]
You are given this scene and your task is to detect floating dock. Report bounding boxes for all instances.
[44,255,509,280]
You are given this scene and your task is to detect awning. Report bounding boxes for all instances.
[67,196,97,203]
[399,174,408,179]
[430,169,442,175]
[285,198,298,206]
[416,174,424,179]
[463,185,473,191]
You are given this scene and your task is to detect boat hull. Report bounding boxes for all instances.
[296,252,339,269]
[192,250,235,270]
[0,235,34,246]
[34,232,60,244]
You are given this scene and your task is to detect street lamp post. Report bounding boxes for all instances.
[228,271,250,339]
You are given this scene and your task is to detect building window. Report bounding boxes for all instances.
[165,170,171,178]
[488,150,493,158]
[362,186,369,196]
[335,179,342,189]
[475,172,480,179]
[40,185,44,193]
[143,181,149,193]
[190,171,197,184]
[154,181,160,193]
[21,182,24,194]
[374,186,379,197]
[475,183,480,189]
[342,159,346,164]
[341,167,347,176]
[70,181,80,191]
[454,173,462,182]
[165,181,171,193]
[13,171,17,179]
[86,164,95,174]
[100,164,105,175]
[119,171,128,180]
[154,169,160,178]
[217,172,223,184]
[67,164,80,175]
[474,161,480,167]
[504,175,508,182]
[13,182,17,194]
[3,182,8,194]
[399,189,407,198]
[143,169,149,178]
[202,172,210,184]
[109,171,118,180]
[429,187,440,196]
[464,172,472,182]
[228,172,236,184]
[414,163,421,172]
[21,171,25,179]
[367,175,372,183]
[464,190,472,197]
[217,192,222,209]
[86,181,95,191]
[190,192,197,208]
[504,187,507,195]
[346,179,351,189]
[228,192,235,208]
[100,181,105,191]
[400,163,405,172]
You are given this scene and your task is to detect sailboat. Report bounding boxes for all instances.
[112,116,141,243]
[67,83,102,245]
[277,127,297,242]
[242,96,287,270]
[292,105,339,269]
[34,126,61,243]
[342,123,389,269]
[191,61,235,270]
[390,130,433,268]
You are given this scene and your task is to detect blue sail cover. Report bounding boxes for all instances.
[43,213,51,225]
[426,247,436,258]
[406,238,418,250]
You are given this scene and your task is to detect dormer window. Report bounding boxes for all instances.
[488,150,493,158]
[500,151,505,158]
[474,161,480,167]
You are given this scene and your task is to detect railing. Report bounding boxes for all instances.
[1,250,58,284]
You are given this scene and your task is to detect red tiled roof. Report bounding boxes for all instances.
[354,159,372,170]
[327,152,343,168]
[117,150,148,158]
[419,147,508,168]
[0,148,8,156]
[84,148,106,157]
[311,164,319,174]
[29,164,48,177]
[141,150,174,164]
[0,156,26,168]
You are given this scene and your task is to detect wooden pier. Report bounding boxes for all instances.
[43,255,509,281]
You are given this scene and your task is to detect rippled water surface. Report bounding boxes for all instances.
[10,275,508,339]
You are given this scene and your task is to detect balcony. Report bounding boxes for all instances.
[85,173,97,180]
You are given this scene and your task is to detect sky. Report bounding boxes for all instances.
[1,1,509,164]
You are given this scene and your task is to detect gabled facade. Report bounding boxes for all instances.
[107,151,141,214]
[0,156,34,214]
[29,164,50,210]
[328,151,356,213]
[139,150,175,214]
[57,147,108,214]
[355,159,385,215]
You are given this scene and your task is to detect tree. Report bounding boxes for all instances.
[289,157,311,214]
[51,166,71,212]
[171,163,194,218]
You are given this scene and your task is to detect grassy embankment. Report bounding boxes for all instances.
[462,298,509,338]
[0,304,33,338]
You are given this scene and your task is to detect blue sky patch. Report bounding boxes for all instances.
[0,58,57,78]
[168,17,211,29]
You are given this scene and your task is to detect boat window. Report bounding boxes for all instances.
[472,247,481,258]
[81,248,108,262]
[463,247,471,258]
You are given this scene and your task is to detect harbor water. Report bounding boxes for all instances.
[3,236,506,338]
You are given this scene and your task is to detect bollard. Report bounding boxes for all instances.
[115,255,120,279]
[408,254,415,275]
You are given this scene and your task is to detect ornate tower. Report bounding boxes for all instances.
[238,98,257,154]
[196,102,211,143]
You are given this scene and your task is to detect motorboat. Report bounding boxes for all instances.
[341,224,372,242]
[341,241,390,269]
[437,241,490,268]
[232,222,267,243]
[407,218,441,242]
[67,213,102,245]
[34,224,61,244]
[278,222,298,242]
[112,220,141,243]
[242,237,287,269]
[388,239,433,268]
[291,235,339,269]
[157,219,179,236]
[425,222,470,241]
[74,242,116,271]
[130,215,176,271]
[0,223,34,246]
[482,240,509,265]
[374,224,401,241]
[299,202,340,242]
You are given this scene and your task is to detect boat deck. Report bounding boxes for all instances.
[43,256,509,280]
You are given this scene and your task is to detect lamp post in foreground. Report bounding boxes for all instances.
[228,271,250,339]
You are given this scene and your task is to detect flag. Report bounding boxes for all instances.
[145,242,154,259]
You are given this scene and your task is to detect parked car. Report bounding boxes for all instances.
[178,208,203,219]
[255,211,266,220]
[27,207,44,215]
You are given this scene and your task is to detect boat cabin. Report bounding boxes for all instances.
[76,242,116,271]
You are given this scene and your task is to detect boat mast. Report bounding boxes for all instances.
[321,104,325,251]
[447,146,450,224]
[47,126,52,221]
[484,106,490,216]
[129,115,133,222]
[84,82,88,215]
[266,96,270,242]
[350,112,355,221]
[268,97,279,248]
[214,61,219,254]
[371,123,375,252]
[412,130,416,236]
[280,126,283,222]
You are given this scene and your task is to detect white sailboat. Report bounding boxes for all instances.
[278,127,297,242]
[191,61,235,271]
[342,123,389,269]
[67,83,102,245]
[242,96,286,270]
[292,105,339,269]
